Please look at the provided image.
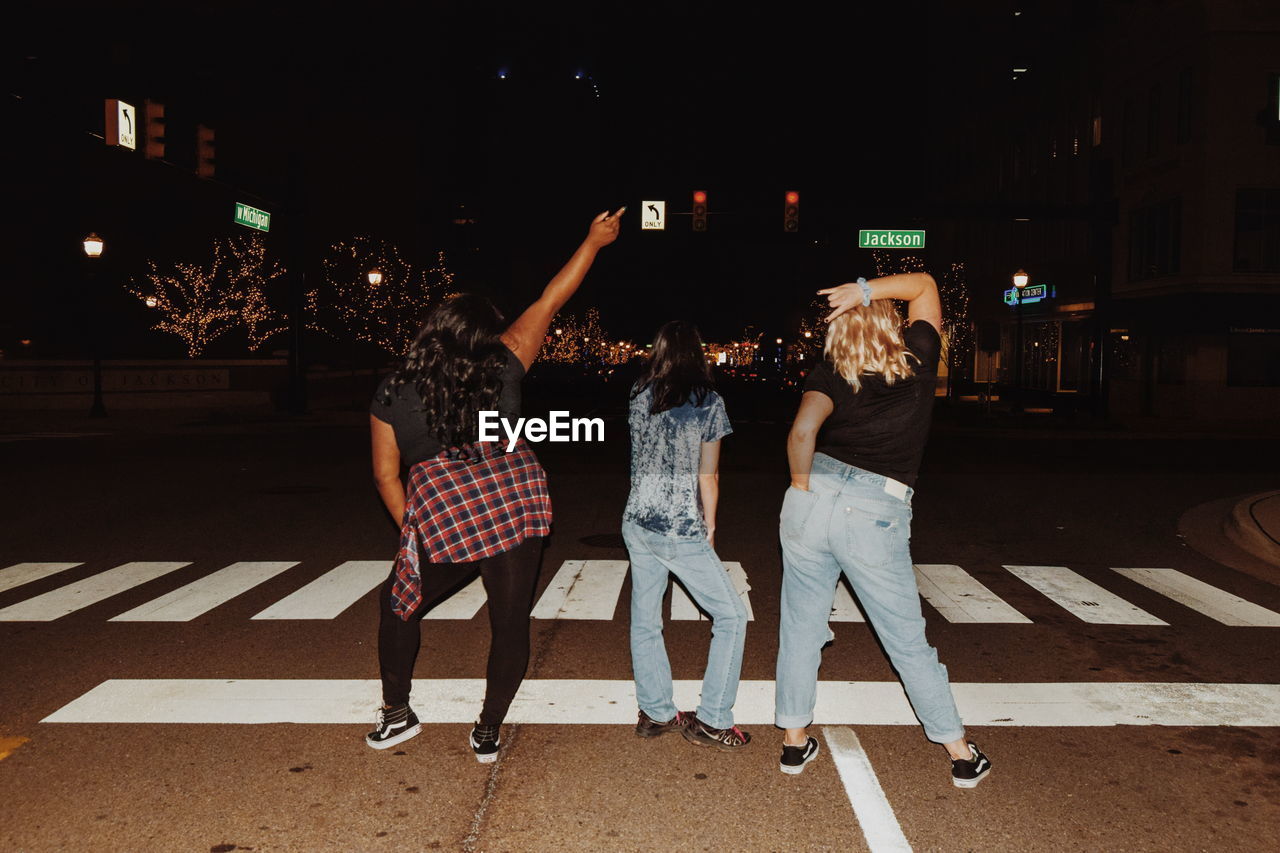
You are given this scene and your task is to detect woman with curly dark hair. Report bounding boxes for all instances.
[365,208,623,760]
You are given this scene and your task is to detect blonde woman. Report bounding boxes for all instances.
[773,272,991,787]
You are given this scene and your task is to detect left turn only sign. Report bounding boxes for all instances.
[642,201,665,230]
[105,99,137,150]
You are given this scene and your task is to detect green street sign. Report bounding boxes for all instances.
[858,229,926,249]
[234,202,271,232]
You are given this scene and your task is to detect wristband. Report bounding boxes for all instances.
[857,277,872,307]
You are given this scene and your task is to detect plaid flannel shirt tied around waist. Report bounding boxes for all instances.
[390,438,551,619]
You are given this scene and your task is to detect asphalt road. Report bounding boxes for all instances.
[2,403,1279,852]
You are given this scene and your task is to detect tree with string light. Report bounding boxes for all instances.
[310,239,453,357]
[127,235,288,357]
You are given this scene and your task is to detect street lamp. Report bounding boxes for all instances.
[366,269,383,286]
[83,233,107,417]
[1012,269,1029,413]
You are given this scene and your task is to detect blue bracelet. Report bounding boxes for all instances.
[857,277,872,307]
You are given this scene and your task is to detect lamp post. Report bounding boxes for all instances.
[1012,268,1029,413]
[82,233,107,418]
[366,269,383,287]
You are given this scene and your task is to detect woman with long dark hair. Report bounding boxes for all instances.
[774,273,991,787]
[365,208,623,760]
[623,321,750,751]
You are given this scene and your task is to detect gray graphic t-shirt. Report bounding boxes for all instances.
[623,385,733,538]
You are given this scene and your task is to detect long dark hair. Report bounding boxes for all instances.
[632,320,716,414]
[381,293,508,450]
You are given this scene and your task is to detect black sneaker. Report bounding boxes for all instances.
[636,709,691,738]
[365,703,422,750]
[470,722,501,763]
[779,736,820,775]
[951,742,991,788]
[680,713,751,751]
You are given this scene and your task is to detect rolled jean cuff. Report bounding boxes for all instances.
[774,713,815,729]
[924,726,966,745]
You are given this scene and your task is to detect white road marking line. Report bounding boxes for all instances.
[42,680,1280,727]
[1005,565,1168,625]
[0,562,190,622]
[830,579,866,622]
[914,564,1031,623]
[822,727,912,853]
[110,562,299,622]
[0,562,83,595]
[670,561,756,621]
[424,576,488,620]
[1112,568,1280,627]
[531,560,629,620]
[251,561,388,620]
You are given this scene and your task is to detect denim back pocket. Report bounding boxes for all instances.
[780,485,822,542]
[841,498,911,568]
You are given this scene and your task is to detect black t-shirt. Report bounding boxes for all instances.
[803,321,941,486]
[370,346,526,465]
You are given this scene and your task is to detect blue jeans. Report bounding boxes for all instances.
[774,454,965,744]
[623,520,748,729]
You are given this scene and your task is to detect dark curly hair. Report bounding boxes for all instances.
[632,320,716,414]
[380,293,508,452]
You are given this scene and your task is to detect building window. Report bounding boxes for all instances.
[1227,329,1280,387]
[1176,68,1192,144]
[1128,199,1182,281]
[1147,85,1161,158]
[1234,189,1280,272]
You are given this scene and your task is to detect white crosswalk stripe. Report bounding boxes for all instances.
[111,562,299,622]
[42,678,1280,727]
[531,560,629,620]
[914,564,1032,623]
[0,562,190,622]
[251,561,388,620]
[0,562,83,595]
[1112,568,1280,627]
[1005,565,1168,625]
[2,559,1277,628]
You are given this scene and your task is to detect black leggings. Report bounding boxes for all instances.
[378,536,543,725]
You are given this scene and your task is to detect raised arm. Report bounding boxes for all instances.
[818,272,941,333]
[787,391,834,491]
[501,208,625,371]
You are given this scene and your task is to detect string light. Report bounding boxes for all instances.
[126,235,287,357]
[310,239,454,356]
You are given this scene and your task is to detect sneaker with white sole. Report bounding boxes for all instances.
[470,722,501,763]
[779,736,820,775]
[951,742,991,788]
[365,703,422,750]
[680,713,751,751]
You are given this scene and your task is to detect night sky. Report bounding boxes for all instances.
[5,1,1022,351]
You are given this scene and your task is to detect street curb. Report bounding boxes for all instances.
[1226,491,1280,569]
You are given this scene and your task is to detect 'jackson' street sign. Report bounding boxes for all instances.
[858,229,926,249]
[234,202,271,232]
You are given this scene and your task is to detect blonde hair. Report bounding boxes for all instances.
[823,301,918,392]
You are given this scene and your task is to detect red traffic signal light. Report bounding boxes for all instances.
[196,124,215,179]
[784,190,799,232]
[692,190,708,231]
[143,99,165,160]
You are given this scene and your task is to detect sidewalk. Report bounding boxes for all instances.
[1180,490,1280,585]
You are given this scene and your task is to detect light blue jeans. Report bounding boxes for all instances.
[623,520,748,730]
[775,453,965,744]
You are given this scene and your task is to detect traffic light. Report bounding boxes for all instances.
[784,190,800,232]
[143,99,165,160]
[195,124,215,179]
[692,190,707,231]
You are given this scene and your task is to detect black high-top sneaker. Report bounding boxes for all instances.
[470,722,501,763]
[365,703,422,750]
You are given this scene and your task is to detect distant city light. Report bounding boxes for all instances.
[498,68,508,80]
[1013,67,1029,73]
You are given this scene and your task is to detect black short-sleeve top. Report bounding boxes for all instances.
[802,321,941,486]
[370,346,526,465]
